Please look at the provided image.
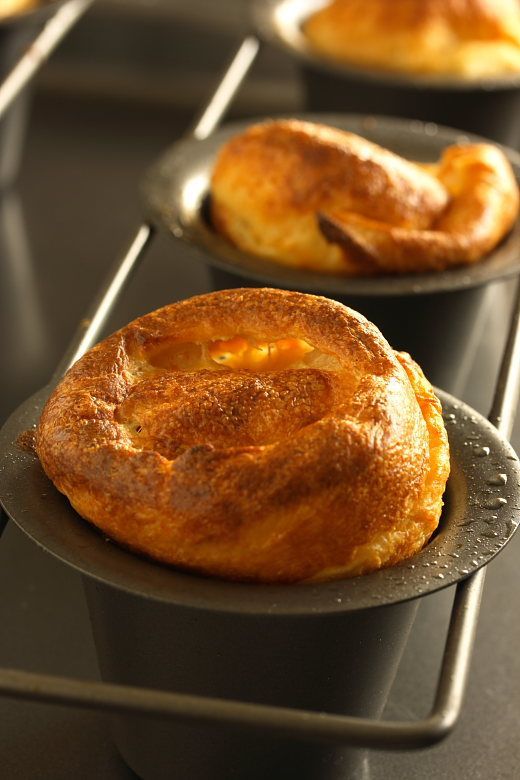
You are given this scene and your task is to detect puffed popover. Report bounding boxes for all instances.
[210,119,519,274]
[304,0,520,79]
[36,289,450,583]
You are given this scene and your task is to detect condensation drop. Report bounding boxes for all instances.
[473,445,490,458]
[487,473,508,487]
[482,496,508,510]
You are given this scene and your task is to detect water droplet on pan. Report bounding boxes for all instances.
[473,445,490,458]
[487,473,508,487]
[482,497,508,510]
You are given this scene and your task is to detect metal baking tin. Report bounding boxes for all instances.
[253,0,520,146]
[142,113,520,392]
[0,386,519,778]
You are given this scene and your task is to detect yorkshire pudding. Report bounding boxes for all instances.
[210,119,519,275]
[36,289,450,583]
[303,0,520,79]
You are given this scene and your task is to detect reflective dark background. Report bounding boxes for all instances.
[0,2,519,777]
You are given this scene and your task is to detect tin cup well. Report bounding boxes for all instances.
[254,0,520,147]
[1,383,519,780]
[143,113,520,395]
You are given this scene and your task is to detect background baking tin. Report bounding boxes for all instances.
[143,113,520,393]
[253,0,520,146]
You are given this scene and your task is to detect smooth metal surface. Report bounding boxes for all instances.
[429,568,485,734]
[0,0,94,122]
[143,114,520,296]
[189,35,261,141]
[84,580,417,778]
[0,665,449,751]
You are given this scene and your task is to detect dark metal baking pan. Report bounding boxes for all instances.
[253,0,520,145]
[0,383,519,779]
[144,114,520,297]
[143,113,520,391]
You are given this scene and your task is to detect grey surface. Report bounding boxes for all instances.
[0,28,520,780]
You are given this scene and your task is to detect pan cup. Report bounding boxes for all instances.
[1,388,519,780]
[253,0,520,147]
[84,580,417,780]
[143,114,520,395]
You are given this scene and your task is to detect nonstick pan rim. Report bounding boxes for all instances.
[143,113,520,297]
[253,0,520,92]
[1,386,519,616]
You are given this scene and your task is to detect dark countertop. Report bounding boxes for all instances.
[1,56,520,780]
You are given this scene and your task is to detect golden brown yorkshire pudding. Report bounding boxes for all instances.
[210,119,519,274]
[303,0,520,79]
[36,289,450,583]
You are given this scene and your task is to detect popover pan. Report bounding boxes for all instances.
[143,113,520,394]
[1,386,519,780]
[253,0,520,146]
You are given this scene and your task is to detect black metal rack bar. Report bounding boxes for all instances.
[1,32,520,752]
[53,35,261,382]
[0,0,94,122]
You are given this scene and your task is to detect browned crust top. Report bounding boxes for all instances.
[36,288,450,582]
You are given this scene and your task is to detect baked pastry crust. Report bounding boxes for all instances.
[211,119,519,274]
[304,0,520,79]
[36,289,450,583]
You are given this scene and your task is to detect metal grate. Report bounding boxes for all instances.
[0,33,520,752]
